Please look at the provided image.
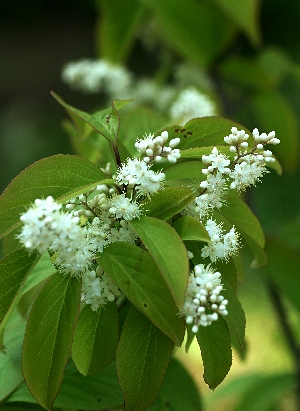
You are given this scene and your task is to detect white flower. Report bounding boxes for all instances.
[62,58,133,98]
[115,158,165,196]
[170,87,217,125]
[229,157,267,191]
[202,147,231,174]
[108,194,141,221]
[81,268,121,311]
[135,131,181,164]
[180,264,228,332]
[201,219,240,262]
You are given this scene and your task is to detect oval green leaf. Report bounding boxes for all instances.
[142,186,195,220]
[196,317,232,390]
[0,154,106,239]
[129,216,189,309]
[173,216,211,243]
[22,274,81,410]
[98,242,185,346]
[116,306,173,411]
[72,302,119,376]
[0,248,39,346]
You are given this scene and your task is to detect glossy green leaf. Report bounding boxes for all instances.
[72,302,119,376]
[118,106,168,158]
[98,242,185,346]
[0,310,26,402]
[116,306,173,411]
[148,357,202,411]
[212,0,260,45]
[52,92,131,142]
[96,0,145,63]
[214,257,237,292]
[216,192,267,267]
[252,92,300,173]
[20,253,55,296]
[173,216,210,243]
[22,275,81,410]
[161,117,252,150]
[129,216,189,309]
[0,248,39,346]
[164,160,205,182]
[142,186,195,220]
[197,318,232,390]
[263,238,300,313]
[222,279,246,354]
[5,360,124,410]
[144,0,235,67]
[0,154,106,239]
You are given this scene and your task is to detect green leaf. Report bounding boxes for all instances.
[173,216,210,243]
[222,279,246,354]
[52,91,131,142]
[5,360,124,410]
[98,242,185,346]
[164,160,205,182]
[196,318,232,390]
[144,0,235,67]
[214,257,237,292]
[0,309,26,402]
[148,357,202,411]
[0,154,106,239]
[129,216,189,309]
[96,0,145,63]
[161,117,252,150]
[262,238,300,313]
[212,0,260,45]
[118,106,168,158]
[116,306,173,411]
[22,275,81,411]
[0,249,39,346]
[215,192,266,267]
[142,186,195,220]
[251,92,300,173]
[72,302,119,376]
[20,253,55,296]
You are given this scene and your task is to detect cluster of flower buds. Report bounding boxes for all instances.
[181,264,228,332]
[224,127,280,165]
[135,131,181,164]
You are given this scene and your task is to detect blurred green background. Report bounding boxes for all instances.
[1,0,300,409]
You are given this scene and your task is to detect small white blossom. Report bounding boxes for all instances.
[135,131,181,164]
[115,158,165,196]
[81,268,121,311]
[61,58,133,98]
[180,264,228,332]
[201,219,240,262]
[108,194,142,221]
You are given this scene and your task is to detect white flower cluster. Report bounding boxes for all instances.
[61,59,133,98]
[181,264,228,333]
[18,197,95,276]
[135,130,181,164]
[169,87,217,125]
[188,127,280,222]
[61,58,217,124]
[201,219,239,262]
[227,127,280,191]
[18,129,178,310]
[81,266,121,311]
